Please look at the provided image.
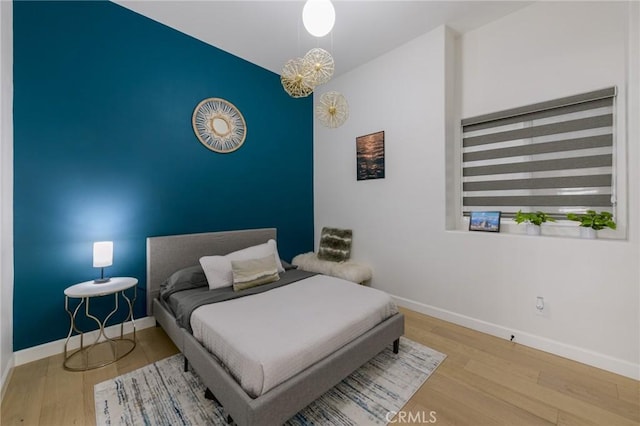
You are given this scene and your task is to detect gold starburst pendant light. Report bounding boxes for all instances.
[302,48,334,87]
[316,91,349,128]
[281,58,314,98]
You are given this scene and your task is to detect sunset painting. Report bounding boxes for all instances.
[356,131,385,180]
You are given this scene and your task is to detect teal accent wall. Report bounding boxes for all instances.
[13,1,313,351]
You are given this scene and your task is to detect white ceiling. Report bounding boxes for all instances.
[114,1,533,77]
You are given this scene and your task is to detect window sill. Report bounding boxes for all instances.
[454,219,627,241]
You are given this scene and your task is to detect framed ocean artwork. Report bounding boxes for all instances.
[356,131,385,181]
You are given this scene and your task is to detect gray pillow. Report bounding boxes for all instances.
[317,227,352,262]
[160,265,208,301]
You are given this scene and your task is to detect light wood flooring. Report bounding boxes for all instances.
[1,307,638,425]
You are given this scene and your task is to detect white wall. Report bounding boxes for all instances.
[314,1,639,378]
[0,0,14,397]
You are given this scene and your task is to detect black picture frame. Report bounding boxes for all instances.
[469,211,501,232]
[356,131,385,180]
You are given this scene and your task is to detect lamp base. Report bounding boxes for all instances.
[93,277,111,284]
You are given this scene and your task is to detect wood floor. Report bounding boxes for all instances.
[2,307,638,425]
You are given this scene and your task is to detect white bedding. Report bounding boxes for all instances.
[190,274,398,397]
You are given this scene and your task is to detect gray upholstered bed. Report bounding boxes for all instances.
[147,228,405,426]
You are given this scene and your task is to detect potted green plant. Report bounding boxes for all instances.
[566,210,616,239]
[514,210,556,235]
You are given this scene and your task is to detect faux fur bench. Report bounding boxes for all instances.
[291,252,372,285]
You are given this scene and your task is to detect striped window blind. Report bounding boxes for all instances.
[462,87,616,219]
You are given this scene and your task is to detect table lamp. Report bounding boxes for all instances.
[93,241,113,283]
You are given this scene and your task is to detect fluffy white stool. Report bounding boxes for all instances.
[291,252,372,285]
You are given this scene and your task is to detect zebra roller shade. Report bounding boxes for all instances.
[462,87,616,218]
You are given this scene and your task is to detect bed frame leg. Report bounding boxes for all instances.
[204,388,219,403]
[393,338,400,354]
[184,357,189,372]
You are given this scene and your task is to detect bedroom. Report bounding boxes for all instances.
[1,0,639,425]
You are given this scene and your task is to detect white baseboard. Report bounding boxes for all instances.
[13,316,156,367]
[1,353,15,402]
[393,295,640,380]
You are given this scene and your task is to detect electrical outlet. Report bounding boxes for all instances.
[535,296,550,317]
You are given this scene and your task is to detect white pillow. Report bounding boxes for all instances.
[198,255,232,290]
[200,239,285,289]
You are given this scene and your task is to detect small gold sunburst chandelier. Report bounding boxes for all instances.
[316,91,349,128]
[281,0,349,128]
[281,0,336,97]
[281,58,314,98]
[302,48,334,87]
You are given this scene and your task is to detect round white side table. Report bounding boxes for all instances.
[63,277,138,371]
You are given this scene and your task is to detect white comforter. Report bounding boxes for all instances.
[190,274,398,397]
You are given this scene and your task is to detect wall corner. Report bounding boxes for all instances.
[444,26,461,231]
[0,0,15,396]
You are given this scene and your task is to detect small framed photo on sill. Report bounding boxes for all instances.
[469,211,501,232]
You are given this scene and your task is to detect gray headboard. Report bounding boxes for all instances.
[146,228,277,315]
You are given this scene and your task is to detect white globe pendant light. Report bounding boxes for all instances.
[302,0,335,37]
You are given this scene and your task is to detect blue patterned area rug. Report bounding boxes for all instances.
[94,337,445,426]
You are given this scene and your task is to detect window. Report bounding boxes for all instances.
[461,87,616,220]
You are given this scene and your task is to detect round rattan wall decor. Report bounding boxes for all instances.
[192,98,247,153]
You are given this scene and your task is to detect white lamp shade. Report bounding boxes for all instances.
[302,0,335,37]
[93,241,113,268]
